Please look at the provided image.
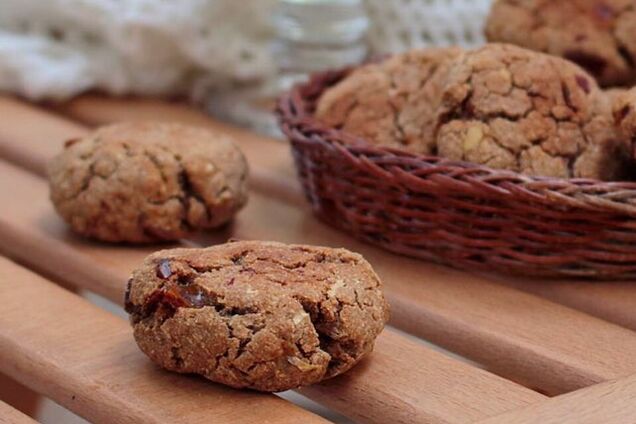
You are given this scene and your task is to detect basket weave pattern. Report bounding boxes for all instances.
[277,69,636,279]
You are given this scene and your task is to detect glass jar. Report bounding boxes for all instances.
[208,0,370,136]
[273,0,370,91]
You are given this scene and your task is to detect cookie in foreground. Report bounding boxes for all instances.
[125,240,390,392]
[48,122,248,243]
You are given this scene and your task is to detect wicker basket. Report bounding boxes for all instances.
[277,67,636,280]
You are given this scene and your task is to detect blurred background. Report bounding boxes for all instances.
[0,0,491,135]
[0,1,491,422]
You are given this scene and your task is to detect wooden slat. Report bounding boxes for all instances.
[0,400,37,424]
[0,257,326,424]
[478,373,636,424]
[493,275,636,332]
[5,97,636,395]
[52,97,636,393]
[301,324,543,424]
[56,96,636,332]
[0,155,544,422]
[0,98,87,178]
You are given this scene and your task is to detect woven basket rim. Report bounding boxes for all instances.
[277,66,636,217]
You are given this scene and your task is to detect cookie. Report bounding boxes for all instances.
[125,240,390,392]
[48,122,248,243]
[435,44,629,180]
[485,0,636,87]
[315,47,463,154]
[605,88,629,105]
[613,87,636,157]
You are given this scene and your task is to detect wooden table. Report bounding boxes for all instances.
[0,95,635,423]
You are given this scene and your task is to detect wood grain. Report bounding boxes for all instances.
[55,95,636,332]
[0,97,86,177]
[478,373,636,424]
[0,257,327,424]
[0,374,41,421]
[0,161,544,423]
[300,330,532,424]
[4,96,636,395]
[0,399,37,424]
[303,322,547,424]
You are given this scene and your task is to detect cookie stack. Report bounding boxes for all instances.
[315,0,636,181]
[316,43,632,180]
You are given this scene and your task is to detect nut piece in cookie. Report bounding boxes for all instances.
[486,0,636,87]
[48,122,248,243]
[613,87,636,158]
[125,240,390,392]
[315,47,463,154]
[435,44,629,180]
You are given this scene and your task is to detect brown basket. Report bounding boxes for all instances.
[276,68,636,279]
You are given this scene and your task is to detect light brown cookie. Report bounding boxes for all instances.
[125,240,390,392]
[435,44,629,180]
[315,47,463,154]
[485,0,636,87]
[48,122,248,243]
[613,86,636,157]
[605,87,629,105]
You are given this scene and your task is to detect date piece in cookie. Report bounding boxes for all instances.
[49,122,248,243]
[125,240,390,392]
[435,44,629,180]
[486,0,636,87]
[315,47,463,154]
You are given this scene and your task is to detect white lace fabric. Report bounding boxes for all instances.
[0,0,492,101]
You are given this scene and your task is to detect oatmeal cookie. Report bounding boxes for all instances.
[605,88,629,104]
[315,47,463,154]
[486,0,636,87]
[613,86,636,157]
[48,122,248,243]
[435,44,629,180]
[125,240,390,392]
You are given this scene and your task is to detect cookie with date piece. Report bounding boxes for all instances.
[124,240,390,392]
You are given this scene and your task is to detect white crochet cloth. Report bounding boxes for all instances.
[0,0,276,100]
[365,0,492,53]
[0,0,492,101]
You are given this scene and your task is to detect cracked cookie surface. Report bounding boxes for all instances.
[125,240,390,392]
[486,0,636,87]
[436,44,629,180]
[315,47,463,154]
[48,122,248,243]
